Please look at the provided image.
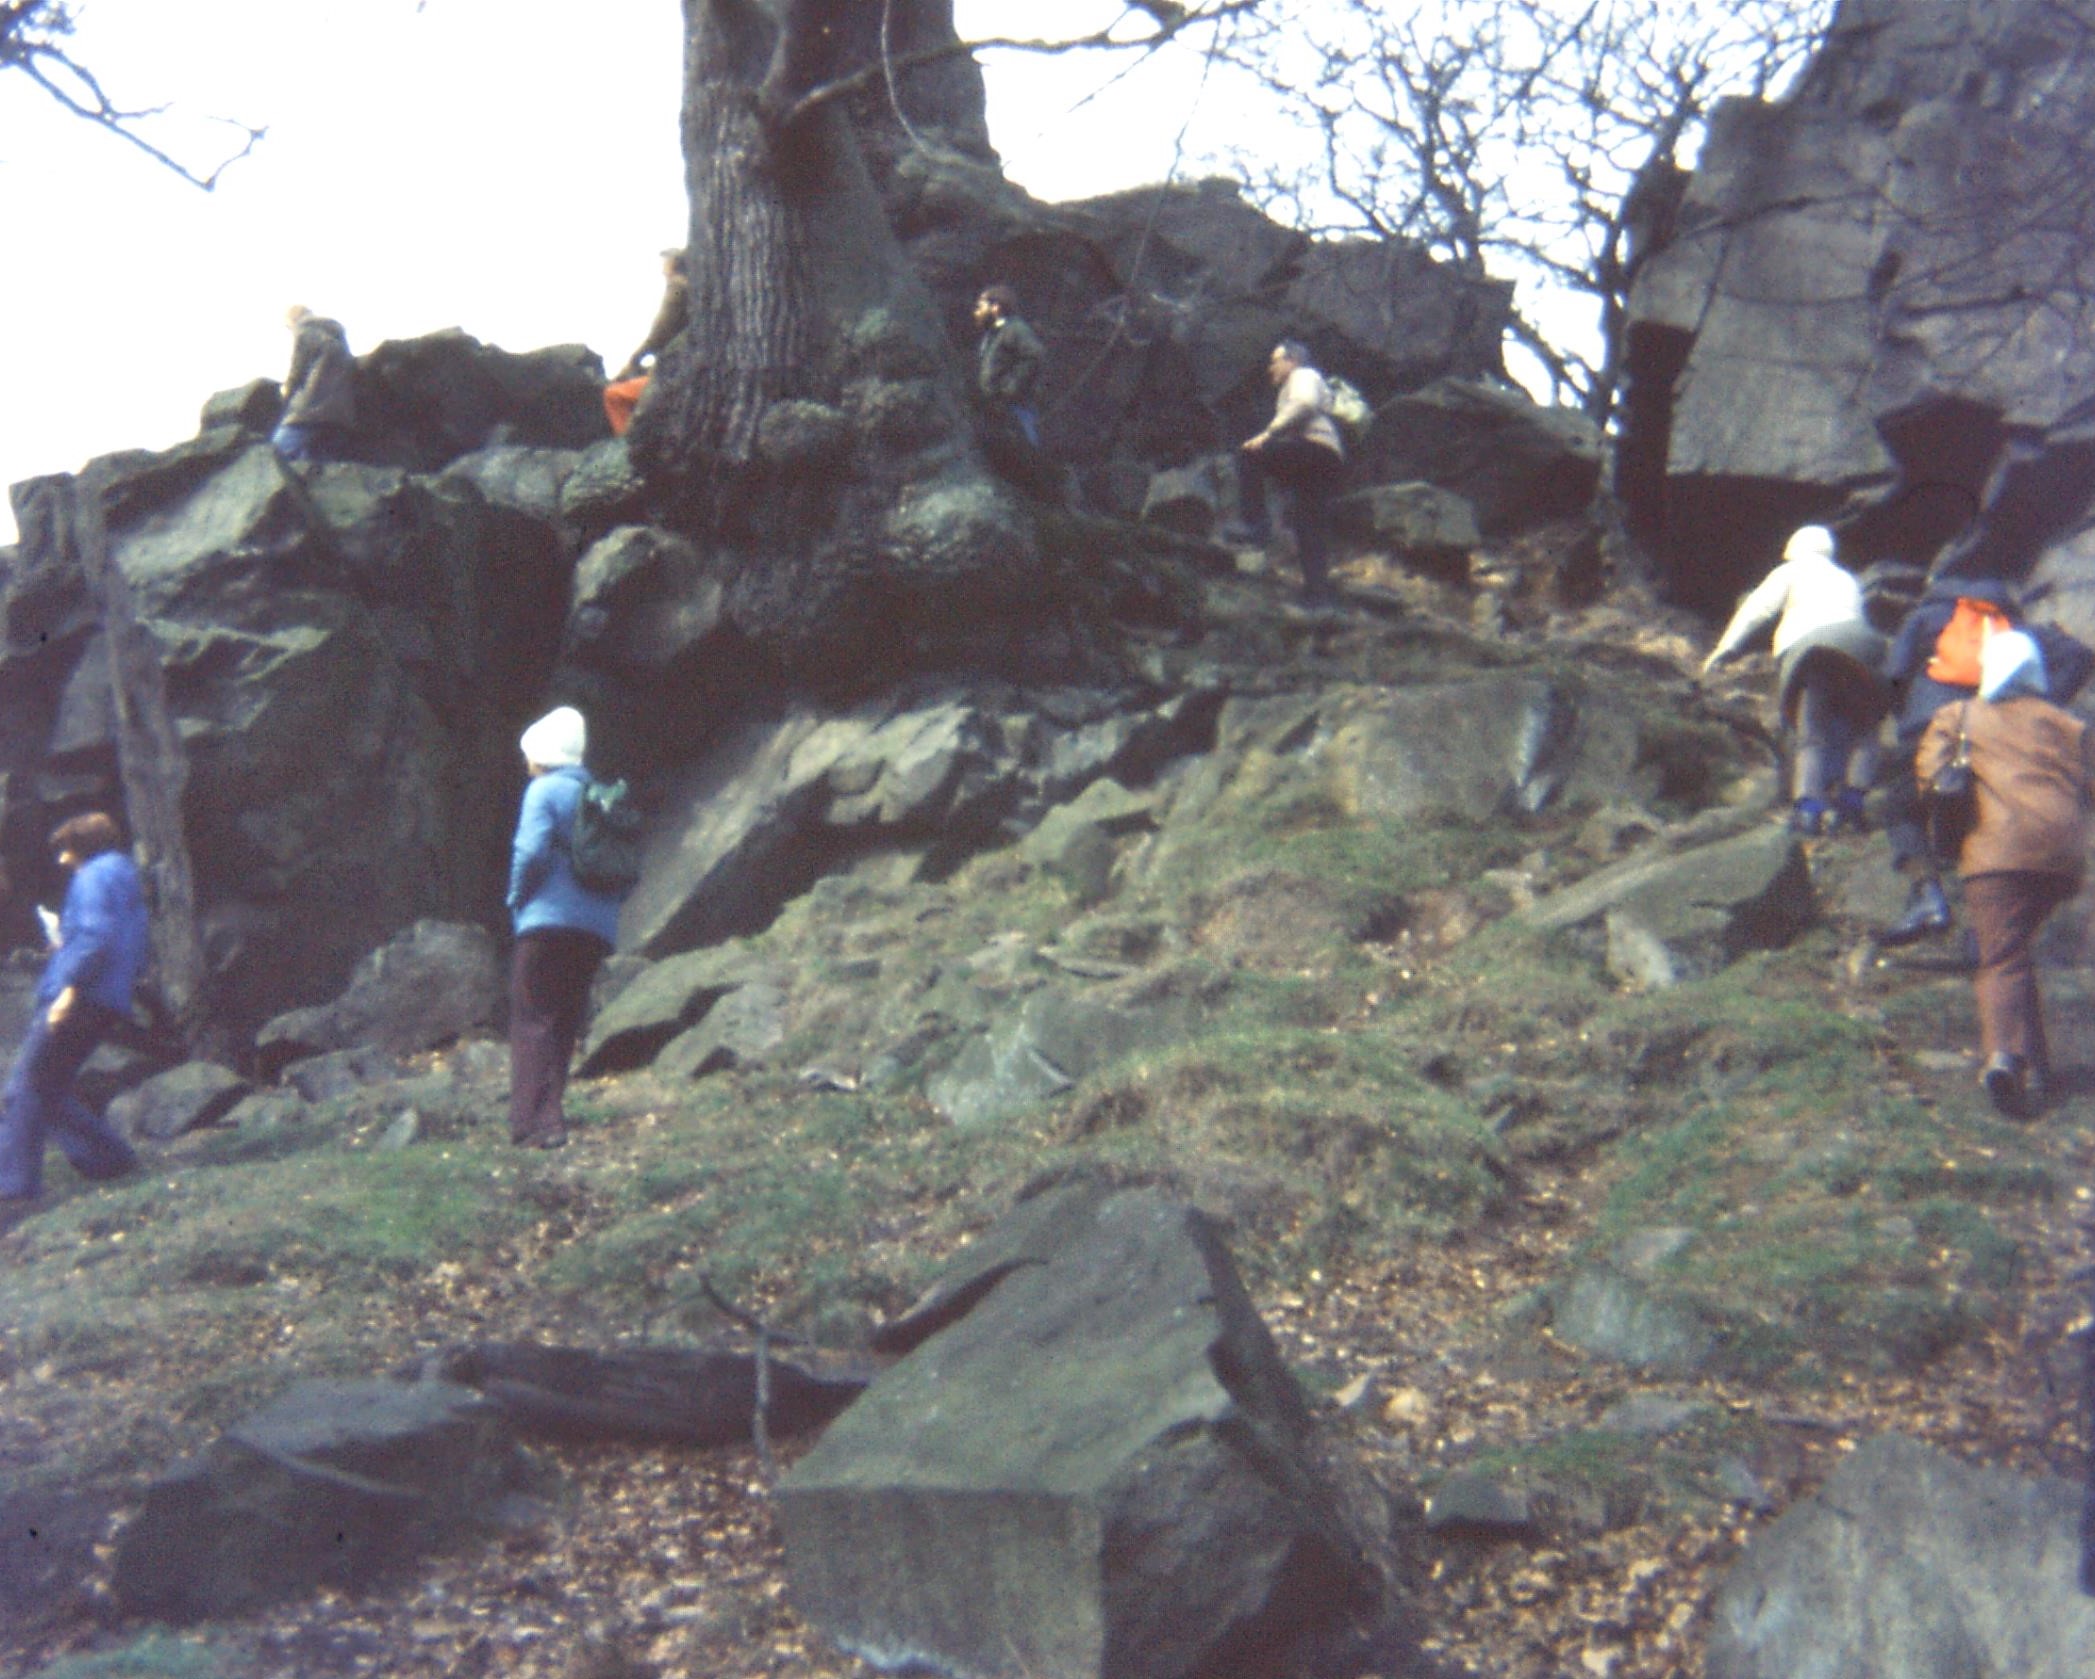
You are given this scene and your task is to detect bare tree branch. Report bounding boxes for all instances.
[2,0,264,189]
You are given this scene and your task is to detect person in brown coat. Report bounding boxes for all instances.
[604,250,690,437]
[1915,629,2095,1115]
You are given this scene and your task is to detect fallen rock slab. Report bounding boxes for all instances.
[779,1182,1395,1679]
[255,919,501,1076]
[1707,1433,2095,1679]
[109,1062,251,1141]
[112,1378,524,1622]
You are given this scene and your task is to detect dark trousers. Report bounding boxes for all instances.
[508,929,609,1143]
[1239,438,1345,599]
[1963,870,2077,1074]
[1884,678,1972,871]
[0,1003,137,1200]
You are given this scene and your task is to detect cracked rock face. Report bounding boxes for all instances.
[1618,0,2095,610]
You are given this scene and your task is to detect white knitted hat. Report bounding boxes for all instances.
[1783,525,1836,564]
[519,706,586,769]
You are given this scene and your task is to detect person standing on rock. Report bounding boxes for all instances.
[1915,630,2094,1118]
[272,306,359,463]
[0,813,147,1213]
[604,250,690,438]
[506,707,622,1149]
[1700,524,1888,835]
[1226,339,1348,607]
[973,283,1054,497]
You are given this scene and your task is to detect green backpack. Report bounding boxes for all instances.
[1324,375,1374,442]
[570,777,644,896]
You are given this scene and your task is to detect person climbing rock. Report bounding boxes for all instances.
[273,305,359,462]
[972,283,1057,498]
[1225,339,1348,607]
[1915,630,2095,1117]
[604,249,690,438]
[0,813,148,1213]
[1700,524,1887,835]
[506,707,623,1148]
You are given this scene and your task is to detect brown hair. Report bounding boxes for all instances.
[978,283,1019,315]
[50,812,122,860]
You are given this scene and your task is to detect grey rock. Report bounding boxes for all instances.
[1550,1268,1721,1378]
[1707,1433,2095,1679]
[781,1184,1389,1679]
[578,944,772,1075]
[558,436,650,533]
[655,982,789,1081]
[111,1377,525,1622]
[927,973,1212,1127]
[378,1110,422,1151]
[1426,1471,1537,1537]
[1524,826,1814,981]
[1334,481,1483,578]
[198,379,281,435]
[1140,457,1231,538]
[1352,379,1600,537]
[1596,1395,1706,1436]
[108,1062,251,1142]
[352,330,608,471]
[256,920,501,1074]
[283,1045,405,1103]
[438,444,582,521]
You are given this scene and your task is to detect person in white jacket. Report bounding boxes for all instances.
[1701,525,1890,834]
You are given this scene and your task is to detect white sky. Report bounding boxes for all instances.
[0,1,1243,545]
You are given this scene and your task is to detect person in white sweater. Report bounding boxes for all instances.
[1701,525,1889,834]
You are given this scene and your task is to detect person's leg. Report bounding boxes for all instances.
[0,1017,54,1199]
[1791,674,1840,811]
[1291,446,1341,602]
[43,1006,137,1182]
[1879,715,1953,941]
[603,377,648,438]
[542,930,608,1118]
[1230,446,1274,542]
[509,933,566,1144]
[1964,871,2066,1109]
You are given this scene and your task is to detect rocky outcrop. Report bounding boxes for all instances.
[112,1378,526,1622]
[254,919,502,1075]
[779,1182,1398,1679]
[4,430,568,1040]
[1619,0,2095,609]
[1707,1433,2095,1678]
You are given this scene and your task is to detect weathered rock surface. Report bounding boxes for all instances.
[1522,825,1813,984]
[621,689,1219,958]
[255,919,502,1074]
[1619,0,2095,607]
[109,1061,252,1142]
[1706,1433,2095,1678]
[4,431,567,1039]
[1333,482,1483,579]
[780,1182,1392,1679]
[578,942,776,1075]
[1353,379,1600,538]
[111,1378,525,1622]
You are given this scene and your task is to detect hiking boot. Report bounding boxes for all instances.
[1788,797,1827,836]
[1981,1052,2028,1117]
[1826,786,1869,835]
[1879,877,1951,946]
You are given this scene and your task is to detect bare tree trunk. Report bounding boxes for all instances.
[67,463,213,1054]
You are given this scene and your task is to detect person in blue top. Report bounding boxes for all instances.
[0,812,148,1208]
[506,707,622,1149]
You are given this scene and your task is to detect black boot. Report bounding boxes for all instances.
[1879,876,1951,946]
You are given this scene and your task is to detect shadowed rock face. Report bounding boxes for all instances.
[1619,0,2095,610]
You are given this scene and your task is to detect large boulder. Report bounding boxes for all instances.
[779,1182,1396,1679]
[1707,1433,2095,1678]
[254,919,502,1074]
[1352,379,1601,538]
[350,330,610,471]
[4,438,568,1040]
[621,689,1218,958]
[1619,0,2095,607]
[109,1062,252,1142]
[1521,824,1814,985]
[111,1378,525,1623]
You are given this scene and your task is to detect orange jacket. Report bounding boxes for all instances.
[1916,696,2095,879]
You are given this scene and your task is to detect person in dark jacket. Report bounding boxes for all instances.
[604,250,690,438]
[506,707,622,1149]
[973,283,1053,495]
[1915,632,2095,1116]
[0,813,147,1208]
[272,305,358,462]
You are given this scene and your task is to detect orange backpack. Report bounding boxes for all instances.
[1925,597,2014,688]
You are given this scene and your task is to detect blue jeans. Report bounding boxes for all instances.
[0,1004,137,1200]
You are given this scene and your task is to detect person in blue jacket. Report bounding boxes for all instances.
[0,812,148,1208]
[506,707,621,1149]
